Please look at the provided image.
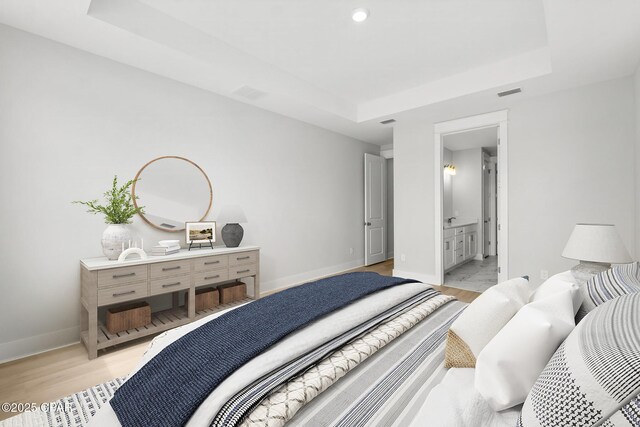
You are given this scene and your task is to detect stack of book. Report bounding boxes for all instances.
[150,242,181,256]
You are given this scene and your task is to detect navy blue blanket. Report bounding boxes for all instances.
[110,272,418,427]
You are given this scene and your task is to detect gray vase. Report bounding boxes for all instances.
[221,223,244,247]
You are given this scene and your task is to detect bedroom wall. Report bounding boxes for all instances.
[394,76,636,285]
[635,65,640,258]
[0,24,379,362]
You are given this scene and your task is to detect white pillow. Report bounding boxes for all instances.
[530,270,583,315]
[474,290,576,411]
[445,277,531,368]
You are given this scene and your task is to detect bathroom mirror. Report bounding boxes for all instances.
[132,156,213,232]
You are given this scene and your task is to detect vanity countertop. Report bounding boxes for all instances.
[443,220,478,229]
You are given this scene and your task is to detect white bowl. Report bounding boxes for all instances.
[158,240,180,247]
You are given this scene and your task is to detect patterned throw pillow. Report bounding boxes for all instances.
[518,293,640,427]
[577,262,640,320]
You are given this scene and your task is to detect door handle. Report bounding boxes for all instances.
[364,222,372,226]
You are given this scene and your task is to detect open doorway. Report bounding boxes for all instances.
[441,128,498,292]
[434,110,509,290]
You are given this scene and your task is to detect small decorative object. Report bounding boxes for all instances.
[185,221,215,250]
[73,176,144,260]
[118,247,148,263]
[219,281,247,304]
[158,240,180,247]
[185,287,219,311]
[106,302,151,334]
[562,223,633,284]
[217,205,248,248]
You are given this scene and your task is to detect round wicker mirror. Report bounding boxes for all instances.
[132,156,213,232]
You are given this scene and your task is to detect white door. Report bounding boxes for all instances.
[364,153,386,266]
[483,157,492,257]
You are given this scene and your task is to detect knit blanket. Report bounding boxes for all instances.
[110,272,418,427]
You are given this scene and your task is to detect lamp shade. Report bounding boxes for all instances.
[216,205,247,224]
[562,223,632,263]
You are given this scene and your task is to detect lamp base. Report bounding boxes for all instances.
[221,223,244,248]
[570,261,610,285]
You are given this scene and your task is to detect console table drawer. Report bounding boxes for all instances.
[98,266,148,288]
[150,260,190,279]
[98,281,148,306]
[150,275,190,296]
[230,263,257,279]
[194,270,229,287]
[193,255,228,272]
[229,252,258,266]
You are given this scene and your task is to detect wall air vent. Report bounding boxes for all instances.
[232,85,267,100]
[380,119,396,125]
[497,88,522,97]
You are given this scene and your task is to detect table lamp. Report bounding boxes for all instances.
[562,223,632,283]
[217,205,248,248]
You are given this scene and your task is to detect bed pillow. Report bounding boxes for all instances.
[518,292,640,427]
[444,276,530,368]
[475,290,575,411]
[530,270,582,315]
[577,261,640,320]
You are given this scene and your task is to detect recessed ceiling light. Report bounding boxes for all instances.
[352,8,369,23]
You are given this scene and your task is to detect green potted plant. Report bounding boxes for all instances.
[74,176,144,260]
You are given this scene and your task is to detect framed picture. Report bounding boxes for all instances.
[185,221,216,244]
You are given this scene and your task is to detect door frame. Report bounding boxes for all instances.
[434,110,509,284]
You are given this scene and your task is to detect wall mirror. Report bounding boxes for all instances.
[132,156,213,232]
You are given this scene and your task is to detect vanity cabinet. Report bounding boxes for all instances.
[80,246,260,359]
[444,223,478,272]
[443,236,456,270]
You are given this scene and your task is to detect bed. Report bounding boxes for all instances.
[81,271,483,427]
[9,268,634,427]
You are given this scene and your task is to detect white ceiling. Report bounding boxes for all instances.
[444,126,498,153]
[1,0,639,145]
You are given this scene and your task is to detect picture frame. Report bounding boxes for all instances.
[185,221,216,249]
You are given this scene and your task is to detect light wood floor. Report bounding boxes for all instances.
[0,259,478,421]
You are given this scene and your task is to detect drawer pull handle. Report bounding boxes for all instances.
[237,269,250,274]
[237,256,250,260]
[162,266,181,271]
[162,282,181,288]
[204,275,220,280]
[113,290,136,297]
[204,260,220,265]
[113,272,136,279]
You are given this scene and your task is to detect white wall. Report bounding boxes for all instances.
[394,77,636,286]
[451,148,482,223]
[443,148,453,219]
[0,25,379,361]
[636,65,640,258]
[386,159,394,259]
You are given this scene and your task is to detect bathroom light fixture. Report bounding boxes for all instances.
[444,164,456,175]
[352,8,369,22]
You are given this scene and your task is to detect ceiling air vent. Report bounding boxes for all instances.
[380,119,396,125]
[232,85,267,100]
[497,88,522,97]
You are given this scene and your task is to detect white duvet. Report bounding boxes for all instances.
[88,282,432,427]
[411,368,521,427]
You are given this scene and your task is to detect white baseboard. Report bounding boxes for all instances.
[261,259,365,297]
[392,269,439,285]
[475,254,484,261]
[0,326,80,364]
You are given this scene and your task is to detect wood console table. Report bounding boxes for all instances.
[80,246,260,359]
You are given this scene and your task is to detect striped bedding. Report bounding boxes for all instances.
[280,300,466,427]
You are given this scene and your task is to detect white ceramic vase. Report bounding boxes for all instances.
[102,224,132,260]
